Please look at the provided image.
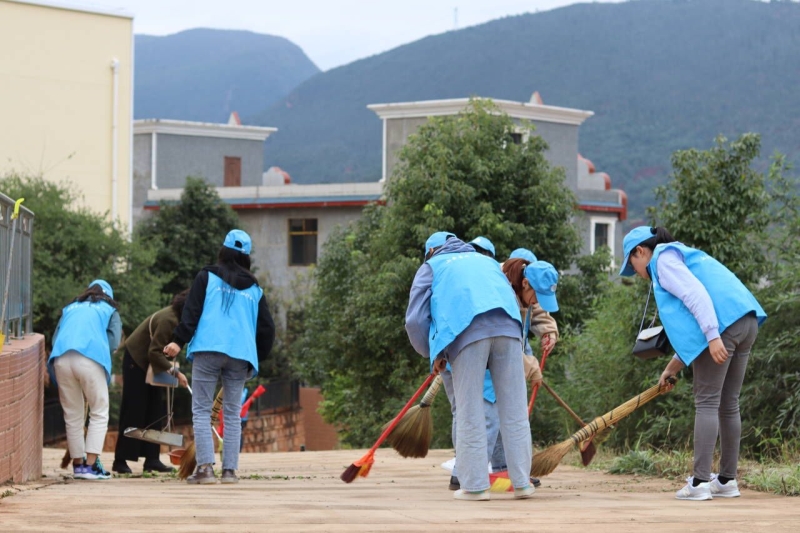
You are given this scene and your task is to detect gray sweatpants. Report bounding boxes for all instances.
[691,314,759,481]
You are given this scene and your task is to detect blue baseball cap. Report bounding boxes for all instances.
[424,231,455,253]
[469,236,496,258]
[619,226,655,277]
[223,229,252,255]
[509,248,537,263]
[524,261,559,313]
[89,279,113,299]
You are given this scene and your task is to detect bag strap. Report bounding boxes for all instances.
[638,284,659,335]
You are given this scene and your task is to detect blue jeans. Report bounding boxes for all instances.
[191,352,250,470]
[449,336,531,491]
[442,370,507,476]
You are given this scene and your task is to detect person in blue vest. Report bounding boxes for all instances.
[49,280,122,480]
[405,231,534,501]
[620,226,766,501]
[163,229,275,485]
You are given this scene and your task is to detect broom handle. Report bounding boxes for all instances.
[541,380,585,427]
[240,384,267,417]
[567,378,676,445]
[419,375,443,407]
[368,373,435,454]
[528,344,553,416]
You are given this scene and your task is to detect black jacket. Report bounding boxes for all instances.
[172,265,275,362]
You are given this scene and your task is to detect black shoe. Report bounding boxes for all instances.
[112,460,132,474]
[143,460,175,473]
[449,476,460,490]
[531,477,541,488]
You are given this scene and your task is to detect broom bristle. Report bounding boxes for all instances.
[579,440,597,467]
[341,451,375,483]
[60,449,71,470]
[386,405,433,458]
[178,441,196,480]
[531,439,574,477]
[340,463,361,483]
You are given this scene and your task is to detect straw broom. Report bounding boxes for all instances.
[383,375,443,458]
[531,377,677,478]
[341,373,435,483]
[178,388,224,479]
[539,380,607,467]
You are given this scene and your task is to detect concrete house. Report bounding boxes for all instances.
[0,0,134,230]
[132,113,277,225]
[135,114,382,296]
[368,92,627,260]
[138,93,627,302]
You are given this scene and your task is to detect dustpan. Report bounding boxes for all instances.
[123,427,184,447]
[124,360,184,447]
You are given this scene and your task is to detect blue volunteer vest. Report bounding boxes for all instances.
[49,300,116,382]
[651,243,766,366]
[187,272,263,374]
[427,251,520,365]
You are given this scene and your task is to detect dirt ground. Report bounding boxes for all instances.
[0,448,797,532]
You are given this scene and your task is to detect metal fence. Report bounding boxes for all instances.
[0,192,34,342]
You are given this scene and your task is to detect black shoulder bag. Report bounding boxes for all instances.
[632,284,672,360]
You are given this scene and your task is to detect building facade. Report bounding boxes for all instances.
[368,93,627,261]
[0,0,134,231]
[132,115,276,226]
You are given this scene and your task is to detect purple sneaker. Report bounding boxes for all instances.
[75,459,111,480]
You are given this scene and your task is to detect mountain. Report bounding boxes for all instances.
[253,0,800,216]
[135,29,319,123]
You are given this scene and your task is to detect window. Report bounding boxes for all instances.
[509,132,523,145]
[224,156,241,187]
[589,216,616,268]
[288,219,318,266]
[594,223,609,251]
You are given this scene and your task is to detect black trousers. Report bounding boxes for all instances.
[115,350,166,462]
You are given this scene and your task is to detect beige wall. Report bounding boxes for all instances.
[0,1,133,231]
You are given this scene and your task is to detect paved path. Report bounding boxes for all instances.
[0,448,797,532]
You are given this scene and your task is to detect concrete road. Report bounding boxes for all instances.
[0,448,797,532]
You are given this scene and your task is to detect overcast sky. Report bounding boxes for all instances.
[84,0,627,70]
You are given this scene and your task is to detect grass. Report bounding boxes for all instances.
[605,447,800,496]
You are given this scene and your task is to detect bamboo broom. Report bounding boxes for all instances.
[178,388,224,479]
[341,373,435,483]
[531,377,677,478]
[383,375,443,458]
[539,380,606,467]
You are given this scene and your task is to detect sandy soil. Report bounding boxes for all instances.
[0,448,797,532]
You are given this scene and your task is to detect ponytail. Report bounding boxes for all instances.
[639,226,676,252]
[502,258,530,301]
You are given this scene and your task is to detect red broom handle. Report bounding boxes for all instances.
[368,373,435,453]
[528,344,553,416]
[240,384,267,418]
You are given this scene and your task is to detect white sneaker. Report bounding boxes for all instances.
[675,477,712,501]
[514,485,535,499]
[454,489,490,501]
[440,457,456,472]
[709,474,741,498]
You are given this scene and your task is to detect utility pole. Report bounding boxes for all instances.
[454,7,458,30]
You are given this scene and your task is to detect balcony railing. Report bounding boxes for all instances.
[0,192,34,343]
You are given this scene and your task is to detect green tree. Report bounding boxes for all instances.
[294,99,609,447]
[136,177,240,296]
[648,134,773,285]
[0,175,164,344]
